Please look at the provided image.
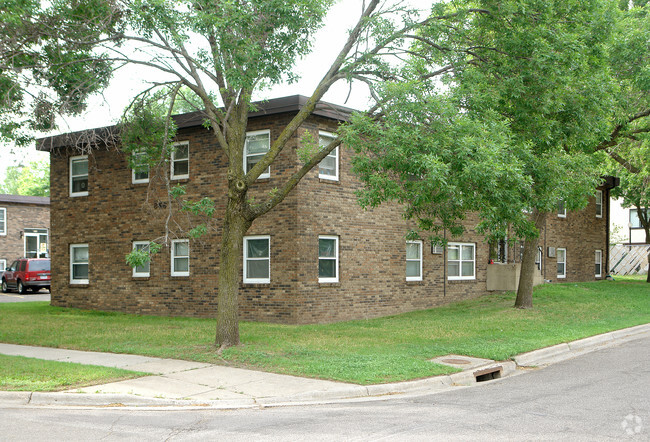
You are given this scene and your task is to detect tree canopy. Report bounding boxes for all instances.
[0,159,50,197]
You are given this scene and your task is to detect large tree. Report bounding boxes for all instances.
[20,0,460,349]
[343,0,618,308]
[0,159,50,196]
[595,2,650,281]
[0,0,121,145]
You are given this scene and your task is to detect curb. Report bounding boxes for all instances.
[1,323,648,409]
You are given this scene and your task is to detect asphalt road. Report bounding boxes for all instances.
[1,335,648,441]
[0,291,50,303]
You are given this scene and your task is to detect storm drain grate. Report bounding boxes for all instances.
[474,366,502,382]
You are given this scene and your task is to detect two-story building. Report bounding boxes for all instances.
[37,95,615,324]
[0,194,50,274]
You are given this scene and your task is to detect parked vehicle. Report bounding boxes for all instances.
[1,258,51,294]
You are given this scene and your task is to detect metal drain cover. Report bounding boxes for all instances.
[430,354,496,369]
[441,358,471,365]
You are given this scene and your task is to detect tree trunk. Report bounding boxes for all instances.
[215,197,252,348]
[514,210,547,308]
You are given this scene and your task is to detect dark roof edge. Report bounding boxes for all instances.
[37,95,356,151]
[601,175,620,190]
[0,194,50,205]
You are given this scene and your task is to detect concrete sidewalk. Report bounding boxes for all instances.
[1,323,648,409]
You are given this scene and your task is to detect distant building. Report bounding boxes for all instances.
[37,96,614,324]
[610,199,649,245]
[0,194,50,272]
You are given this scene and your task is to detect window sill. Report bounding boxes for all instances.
[171,177,190,183]
[319,282,340,287]
[241,283,270,288]
[406,280,423,285]
[171,275,190,278]
[447,278,477,283]
[69,283,89,288]
[132,276,150,280]
[319,178,340,185]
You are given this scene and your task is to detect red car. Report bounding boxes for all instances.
[1,258,51,294]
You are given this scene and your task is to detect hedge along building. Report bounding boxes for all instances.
[37,96,615,324]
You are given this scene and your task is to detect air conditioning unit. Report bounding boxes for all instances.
[547,247,556,258]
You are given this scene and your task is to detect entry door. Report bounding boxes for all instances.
[24,230,49,258]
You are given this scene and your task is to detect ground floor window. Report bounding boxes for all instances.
[244,235,270,283]
[406,240,422,281]
[448,243,475,280]
[318,236,339,283]
[133,241,151,277]
[557,247,566,279]
[0,259,6,271]
[24,228,48,258]
[70,244,89,284]
[171,239,190,277]
[595,250,602,277]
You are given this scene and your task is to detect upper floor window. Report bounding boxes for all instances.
[406,240,423,281]
[557,200,566,218]
[132,150,150,184]
[629,208,650,229]
[595,190,603,218]
[245,130,270,179]
[171,239,190,277]
[133,241,151,277]
[595,250,602,278]
[557,247,566,279]
[70,244,89,284]
[318,131,338,181]
[0,207,5,235]
[70,155,89,197]
[318,236,339,283]
[244,235,270,283]
[171,141,189,180]
[448,242,475,280]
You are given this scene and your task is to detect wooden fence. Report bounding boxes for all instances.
[609,244,650,275]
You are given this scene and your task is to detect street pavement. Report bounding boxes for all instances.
[0,323,648,409]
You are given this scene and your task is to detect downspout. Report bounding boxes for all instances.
[605,187,611,276]
[443,227,447,298]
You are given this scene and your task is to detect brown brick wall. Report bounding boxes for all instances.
[0,202,50,266]
[48,113,609,323]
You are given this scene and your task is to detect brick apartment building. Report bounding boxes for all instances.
[0,194,50,273]
[37,96,615,324]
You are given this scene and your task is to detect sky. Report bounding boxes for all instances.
[0,0,419,182]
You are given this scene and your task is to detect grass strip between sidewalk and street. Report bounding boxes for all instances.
[0,354,148,391]
[0,277,648,385]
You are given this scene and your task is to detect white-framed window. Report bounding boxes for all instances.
[448,242,475,280]
[133,241,151,277]
[171,141,189,180]
[595,190,603,218]
[0,207,5,235]
[132,150,150,184]
[629,208,649,229]
[70,244,89,284]
[171,239,190,276]
[244,130,270,179]
[318,236,339,283]
[595,250,602,277]
[557,247,566,279]
[0,259,6,271]
[406,240,423,281]
[243,235,270,283]
[557,200,566,218]
[70,155,89,197]
[318,131,338,181]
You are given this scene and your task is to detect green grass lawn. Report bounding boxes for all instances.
[0,278,648,385]
[0,354,147,391]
